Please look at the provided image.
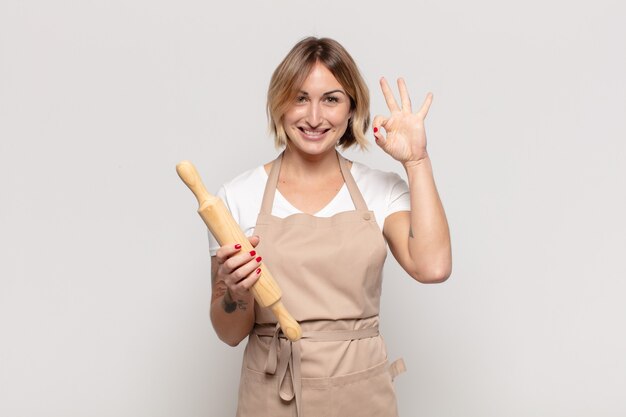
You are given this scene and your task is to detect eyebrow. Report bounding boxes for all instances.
[298,89,347,96]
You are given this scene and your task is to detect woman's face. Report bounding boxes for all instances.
[282,62,352,157]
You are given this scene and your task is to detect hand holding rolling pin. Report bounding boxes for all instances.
[176,160,302,341]
[214,237,263,306]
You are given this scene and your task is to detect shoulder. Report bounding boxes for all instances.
[216,165,268,215]
[350,160,410,218]
[215,164,269,226]
[220,165,267,196]
[208,165,267,254]
[351,160,407,191]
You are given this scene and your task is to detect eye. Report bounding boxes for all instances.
[324,96,339,103]
[295,95,308,103]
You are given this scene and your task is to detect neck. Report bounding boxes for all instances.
[281,146,341,180]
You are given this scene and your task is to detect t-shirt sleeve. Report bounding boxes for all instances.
[208,184,229,257]
[386,173,411,217]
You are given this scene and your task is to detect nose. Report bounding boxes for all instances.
[305,101,323,127]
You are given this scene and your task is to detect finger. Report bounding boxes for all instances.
[397,78,412,113]
[372,115,388,132]
[233,265,263,293]
[222,248,259,275]
[379,77,400,112]
[215,242,243,265]
[372,115,388,147]
[248,235,260,248]
[417,92,434,119]
[225,253,263,287]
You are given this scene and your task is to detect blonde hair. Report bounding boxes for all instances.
[267,37,370,150]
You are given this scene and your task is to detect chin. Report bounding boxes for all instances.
[288,141,338,156]
[287,131,344,156]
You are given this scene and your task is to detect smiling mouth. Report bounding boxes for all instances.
[298,127,330,138]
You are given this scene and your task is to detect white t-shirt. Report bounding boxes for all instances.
[208,159,410,256]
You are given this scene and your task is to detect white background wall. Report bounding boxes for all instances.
[1,0,625,416]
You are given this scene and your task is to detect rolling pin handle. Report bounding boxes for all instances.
[271,301,302,341]
[176,161,211,206]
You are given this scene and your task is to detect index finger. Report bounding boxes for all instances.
[215,242,243,264]
[379,77,400,112]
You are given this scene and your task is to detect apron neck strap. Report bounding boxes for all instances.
[337,152,368,211]
[260,151,283,214]
[260,150,368,215]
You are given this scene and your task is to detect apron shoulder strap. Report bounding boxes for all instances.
[337,153,368,211]
[260,152,283,215]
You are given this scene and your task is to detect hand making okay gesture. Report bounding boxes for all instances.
[372,77,433,167]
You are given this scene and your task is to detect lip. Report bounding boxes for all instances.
[298,127,330,141]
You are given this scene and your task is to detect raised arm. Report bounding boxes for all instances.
[373,77,452,283]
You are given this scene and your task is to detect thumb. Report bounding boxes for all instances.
[248,235,261,248]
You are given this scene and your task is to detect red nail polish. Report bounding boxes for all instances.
[234,244,242,250]
[256,268,261,274]
[256,257,262,262]
[249,250,256,257]
[373,127,378,133]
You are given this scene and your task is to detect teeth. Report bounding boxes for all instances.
[303,129,324,136]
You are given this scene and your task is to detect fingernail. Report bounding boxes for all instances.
[256,256,262,262]
[249,250,256,257]
[373,127,378,133]
[234,244,242,250]
[256,268,261,274]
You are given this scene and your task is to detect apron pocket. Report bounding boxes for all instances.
[328,361,399,417]
[236,367,269,416]
[239,366,301,417]
[301,385,331,416]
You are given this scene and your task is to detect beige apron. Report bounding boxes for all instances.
[236,151,406,417]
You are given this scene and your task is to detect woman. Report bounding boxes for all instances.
[208,37,451,416]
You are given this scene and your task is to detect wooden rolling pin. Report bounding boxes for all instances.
[176,160,302,341]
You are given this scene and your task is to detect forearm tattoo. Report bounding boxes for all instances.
[222,292,237,313]
[222,288,248,314]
